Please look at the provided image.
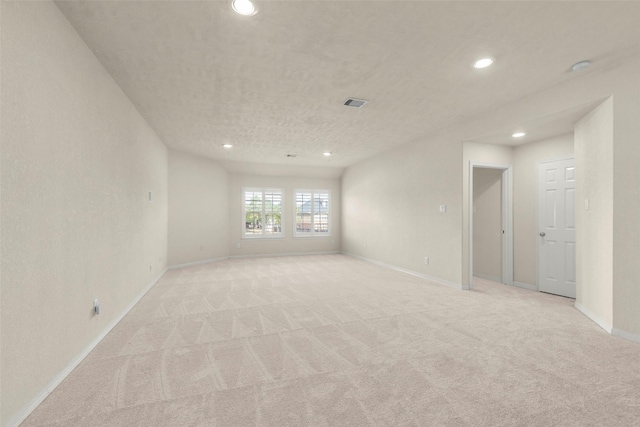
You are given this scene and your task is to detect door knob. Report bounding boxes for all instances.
[539,232,546,237]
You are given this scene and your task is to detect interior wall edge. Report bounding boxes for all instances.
[167,256,231,270]
[574,301,613,334]
[473,273,501,283]
[343,252,463,290]
[512,281,537,292]
[229,251,341,260]
[611,328,640,345]
[4,268,168,427]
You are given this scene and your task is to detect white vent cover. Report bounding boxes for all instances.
[343,98,367,108]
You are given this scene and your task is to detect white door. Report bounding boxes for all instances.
[537,158,576,298]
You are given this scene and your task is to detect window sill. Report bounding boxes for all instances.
[242,235,285,240]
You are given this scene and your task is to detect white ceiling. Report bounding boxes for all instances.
[55,1,640,170]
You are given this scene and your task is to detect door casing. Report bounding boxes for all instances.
[468,162,513,289]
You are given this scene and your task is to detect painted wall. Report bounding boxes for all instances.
[611,68,640,337]
[512,134,574,287]
[1,2,168,425]
[342,136,462,286]
[472,168,502,280]
[168,150,229,266]
[229,174,341,256]
[574,99,613,328]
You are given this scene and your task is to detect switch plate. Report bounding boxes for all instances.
[93,299,101,315]
[439,205,446,213]
[585,199,589,210]
[424,257,429,265]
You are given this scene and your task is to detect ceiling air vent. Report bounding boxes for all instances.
[343,98,367,108]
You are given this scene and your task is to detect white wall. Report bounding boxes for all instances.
[229,174,341,256]
[473,168,502,280]
[611,64,640,338]
[342,136,462,286]
[168,150,229,266]
[1,2,168,425]
[512,134,574,287]
[574,99,614,328]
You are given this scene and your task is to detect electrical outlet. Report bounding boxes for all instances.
[93,299,101,315]
[424,257,429,265]
[236,242,241,249]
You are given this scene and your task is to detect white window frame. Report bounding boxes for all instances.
[293,189,331,238]
[242,187,284,239]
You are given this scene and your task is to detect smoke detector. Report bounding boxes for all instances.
[343,98,367,108]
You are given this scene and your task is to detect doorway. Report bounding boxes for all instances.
[469,162,513,289]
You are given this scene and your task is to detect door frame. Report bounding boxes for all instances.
[468,162,513,289]
[536,155,575,293]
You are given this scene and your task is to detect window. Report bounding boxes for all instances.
[243,188,283,238]
[294,190,330,237]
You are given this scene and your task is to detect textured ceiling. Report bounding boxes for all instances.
[55,1,640,170]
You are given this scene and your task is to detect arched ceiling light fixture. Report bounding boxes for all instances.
[512,132,526,138]
[232,0,257,16]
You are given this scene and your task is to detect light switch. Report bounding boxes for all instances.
[439,204,446,213]
[584,199,589,211]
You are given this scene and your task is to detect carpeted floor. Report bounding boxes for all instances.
[22,254,640,426]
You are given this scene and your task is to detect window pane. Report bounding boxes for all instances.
[296,192,312,233]
[264,191,282,235]
[315,192,329,232]
[245,191,262,234]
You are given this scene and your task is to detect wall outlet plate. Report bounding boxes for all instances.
[424,257,429,265]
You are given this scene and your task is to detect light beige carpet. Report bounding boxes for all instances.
[22,254,640,426]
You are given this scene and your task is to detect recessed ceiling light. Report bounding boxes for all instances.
[473,58,494,69]
[231,0,257,16]
[223,143,233,148]
[571,60,592,72]
[512,132,526,138]
[323,152,332,157]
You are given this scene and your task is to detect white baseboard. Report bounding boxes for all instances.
[612,328,640,344]
[7,268,167,427]
[473,273,501,283]
[168,256,230,270]
[574,302,613,333]
[512,281,537,291]
[344,252,462,290]
[229,250,340,260]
